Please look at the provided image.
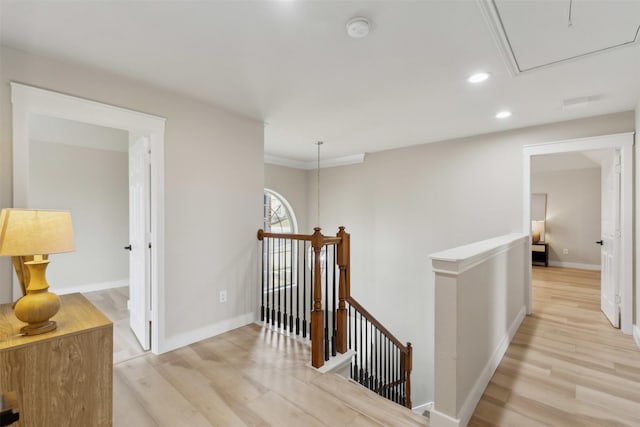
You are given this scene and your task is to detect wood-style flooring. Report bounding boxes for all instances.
[83,286,146,364]
[86,287,427,426]
[469,267,640,426]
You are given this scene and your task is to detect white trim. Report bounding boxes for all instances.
[430,409,460,427]
[54,280,128,296]
[430,233,527,275]
[457,306,526,427]
[547,261,601,271]
[523,132,634,335]
[476,0,520,77]
[10,82,166,354]
[314,349,355,377]
[265,153,366,170]
[633,326,640,350]
[162,312,256,353]
[430,306,525,427]
[412,401,433,415]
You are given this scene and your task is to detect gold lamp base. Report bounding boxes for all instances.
[20,320,57,336]
[13,258,61,336]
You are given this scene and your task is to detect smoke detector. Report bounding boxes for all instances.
[346,17,370,39]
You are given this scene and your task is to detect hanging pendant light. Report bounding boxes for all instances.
[308,141,326,271]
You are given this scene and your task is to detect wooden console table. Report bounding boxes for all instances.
[0,293,113,426]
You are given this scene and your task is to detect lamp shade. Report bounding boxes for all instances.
[0,208,75,256]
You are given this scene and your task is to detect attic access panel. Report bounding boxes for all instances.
[486,0,640,73]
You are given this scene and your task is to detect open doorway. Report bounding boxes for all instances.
[523,132,634,334]
[10,83,166,353]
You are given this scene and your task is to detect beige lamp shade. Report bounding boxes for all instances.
[0,208,75,256]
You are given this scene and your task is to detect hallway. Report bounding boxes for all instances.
[469,267,640,426]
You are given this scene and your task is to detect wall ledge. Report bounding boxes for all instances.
[430,233,527,275]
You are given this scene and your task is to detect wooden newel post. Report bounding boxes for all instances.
[336,226,349,354]
[405,342,413,409]
[311,227,325,368]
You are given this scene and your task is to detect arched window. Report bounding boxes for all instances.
[263,189,298,289]
[263,189,297,233]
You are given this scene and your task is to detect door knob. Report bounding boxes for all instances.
[595,240,603,246]
[124,244,132,251]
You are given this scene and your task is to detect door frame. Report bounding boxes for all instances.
[10,82,166,353]
[522,132,634,334]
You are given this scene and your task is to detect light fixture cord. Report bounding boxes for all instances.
[568,0,573,27]
[316,141,323,226]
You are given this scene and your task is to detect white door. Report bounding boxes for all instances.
[600,149,621,328]
[128,136,151,350]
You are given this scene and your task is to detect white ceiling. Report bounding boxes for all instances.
[1,0,639,163]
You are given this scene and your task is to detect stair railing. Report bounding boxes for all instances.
[257,226,412,408]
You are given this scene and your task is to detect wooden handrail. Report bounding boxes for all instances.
[346,296,409,353]
[257,225,412,408]
[257,229,342,245]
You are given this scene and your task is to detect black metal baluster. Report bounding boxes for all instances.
[303,241,307,338]
[260,240,264,321]
[324,246,329,361]
[331,246,337,357]
[278,238,283,328]
[283,238,287,331]
[359,312,364,385]
[310,244,314,338]
[296,240,300,336]
[353,309,359,382]
[364,318,368,387]
[349,304,353,378]
[386,337,390,399]
[400,347,404,404]
[372,325,377,391]
[396,347,400,403]
[289,239,293,333]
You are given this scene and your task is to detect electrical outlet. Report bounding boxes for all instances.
[563,248,569,255]
[219,290,227,303]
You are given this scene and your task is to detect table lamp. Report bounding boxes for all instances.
[0,208,75,335]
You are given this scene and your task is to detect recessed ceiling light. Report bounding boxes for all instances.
[346,17,370,39]
[468,72,491,83]
[495,110,512,119]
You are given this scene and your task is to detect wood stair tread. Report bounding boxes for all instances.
[311,372,429,426]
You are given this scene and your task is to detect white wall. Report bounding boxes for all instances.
[29,138,129,291]
[532,168,601,268]
[431,234,527,427]
[0,47,264,350]
[309,112,634,406]
[635,102,640,347]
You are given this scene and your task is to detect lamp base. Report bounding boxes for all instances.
[20,320,57,336]
[13,259,61,336]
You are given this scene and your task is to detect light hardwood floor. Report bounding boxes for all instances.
[83,286,146,364]
[82,287,427,426]
[469,266,640,426]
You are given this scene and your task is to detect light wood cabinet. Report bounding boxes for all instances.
[0,293,113,426]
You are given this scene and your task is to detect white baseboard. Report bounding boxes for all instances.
[412,401,433,415]
[54,279,128,295]
[161,312,256,353]
[435,305,526,427]
[547,261,600,271]
[430,409,461,427]
[634,325,640,350]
